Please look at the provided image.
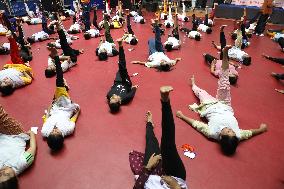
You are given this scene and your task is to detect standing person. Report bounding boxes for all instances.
[176,46,267,155]
[129,86,188,189]
[106,39,138,113]
[41,47,80,151]
[254,0,273,36]
[81,1,91,31]
[0,105,37,189]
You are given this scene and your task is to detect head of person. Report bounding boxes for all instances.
[98,49,108,61]
[108,94,122,113]
[195,34,201,41]
[166,23,171,28]
[206,27,212,34]
[0,167,18,189]
[229,75,238,85]
[242,56,251,66]
[47,42,56,48]
[184,16,189,22]
[139,19,145,24]
[49,25,55,31]
[112,48,119,56]
[130,38,138,45]
[219,127,239,155]
[159,60,171,71]
[27,37,35,44]
[0,78,14,96]
[231,33,237,40]
[0,47,9,55]
[45,65,56,78]
[47,128,64,151]
[165,42,173,52]
[84,33,92,40]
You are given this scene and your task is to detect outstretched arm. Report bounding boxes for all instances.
[176,111,211,138]
[240,123,267,141]
[26,131,37,156]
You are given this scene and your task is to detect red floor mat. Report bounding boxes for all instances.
[0,12,283,189]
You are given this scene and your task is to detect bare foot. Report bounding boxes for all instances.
[220,25,227,31]
[79,49,84,54]
[271,72,279,79]
[146,111,153,124]
[176,111,183,119]
[222,45,231,53]
[275,89,284,94]
[160,86,173,102]
[262,53,269,59]
[190,75,195,86]
[116,38,123,46]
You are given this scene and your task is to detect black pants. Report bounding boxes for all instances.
[268,56,284,65]
[204,54,218,66]
[83,11,91,31]
[143,101,186,180]
[54,56,65,87]
[241,23,248,41]
[255,14,269,34]
[58,29,79,61]
[220,31,226,59]
[127,15,134,35]
[278,37,284,49]
[114,46,132,88]
[172,27,179,40]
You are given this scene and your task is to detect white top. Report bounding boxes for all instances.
[32,31,49,42]
[133,15,144,23]
[164,20,174,27]
[130,11,138,17]
[47,56,74,72]
[201,102,241,140]
[55,37,73,49]
[164,37,180,49]
[41,96,79,137]
[0,68,24,88]
[69,23,81,32]
[146,52,175,68]
[188,31,201,39]
[86,29,100,37]
[30,17,42,24]
[65,9,75,16]
[0,24,7,33]
[198,24,209,32]
[2,43,10,50]
[228,46,248,61]
[98,41,116,56]
[0,133,30,175]
[134,175,188,189]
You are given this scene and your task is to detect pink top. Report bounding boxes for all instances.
[214,60,238,77]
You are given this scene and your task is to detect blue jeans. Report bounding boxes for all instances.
[148,25,164,55]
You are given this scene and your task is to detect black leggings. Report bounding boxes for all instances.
[143,101,186,180]
[54,56,65,87]
[127,15,134,35]
[220,31,226,59]
[267,56,284,65]
[278,37,284,49]
[114,46,132,88]
[255,13,269,34]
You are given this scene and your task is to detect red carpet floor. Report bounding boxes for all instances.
[0,12,284,189]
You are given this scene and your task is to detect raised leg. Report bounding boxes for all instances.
[160,86,186,180]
